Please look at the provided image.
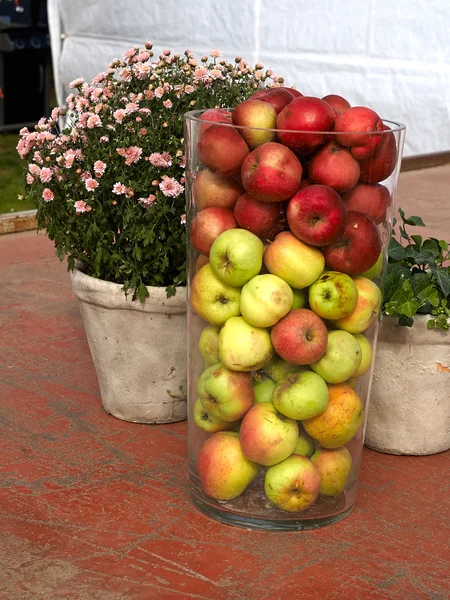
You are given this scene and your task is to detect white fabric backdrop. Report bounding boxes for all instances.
[48,0,450,157]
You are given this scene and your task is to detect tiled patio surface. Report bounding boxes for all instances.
[0,166,449,599]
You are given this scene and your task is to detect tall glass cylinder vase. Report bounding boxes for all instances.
[184,108,405,531]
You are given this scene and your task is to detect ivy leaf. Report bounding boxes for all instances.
[385,280,420,318]
[407,248,436,266]
[136,282,149,302]
[398,208,426,227]
[439,240,448,251]
[429,266,450,298]
[388,237,408,261]
[398,315,414,327]
[421,239,441,258]
[427,318,436,329]
[410,235,422,249]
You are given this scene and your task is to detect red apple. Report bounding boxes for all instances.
[334,106,384,158]
[359,126,398,183]
[341,183,391,225]
[194,169,243,211]
[241,142,303,203]
[277,96,335,153]
[323,211,382,274]
[287,185,346,246]
[190,207,237,255]
[322,94,351,115]
[199,108,232,135]
[271,308,328,365]
[198,124,249,177]
[308,142,360,193]
[279,87,303,98]
[258,88,295,114]
[234,193,285,240]
[232,99,277,147]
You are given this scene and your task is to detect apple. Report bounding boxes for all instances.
[190,263,241,325]
[240,142,303,203]
[272,370,329,420]
[322,94,351,114]
[334,276,381,333]
[278,86,303,98]
[257,87,295,114]
[310,330,362,384]
[308,143,361,193]
[198,431,260,500]
[240,401,298,466]
[351,333,373,377]
[240,274,293,328]
[303,382,364,449]
[252,373,276,403]
[308,271,359,320]
[262,355,305,382]
[286,184,346,246]
[197,124,249,177]
[271,308,328,365]
[264,231,325,289]
[277,96,335,153]
[293,426,317,457]
[334,106,384,159]
[219,316,273,371]
[347,377,357,389]
[360,252,383,280]
[209,228,264,287]
[195,254,209,272]
[189,207,237,255]
[264,455,321,512]
[194,169,243,211]
[322,211,382,275]
[234,193,285,240]
[359,125,398,183]
[198,108,232,135]
[292,287,309,309]
[341,183,390,225]
[311,446,352,496]
[193,398,238,432]
[232,99,277,147]
[198,362,254,422]
[198,324,221,366]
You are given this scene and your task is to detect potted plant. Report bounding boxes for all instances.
[17,44,281,424]
[366,209,450,455]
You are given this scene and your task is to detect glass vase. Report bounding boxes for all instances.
[184,108,405,531]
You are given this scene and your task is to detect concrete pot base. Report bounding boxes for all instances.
[70,264,187,424]
[366,315,450,455]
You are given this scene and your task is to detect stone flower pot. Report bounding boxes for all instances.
[70,264,187,424]
[366,315,450,455]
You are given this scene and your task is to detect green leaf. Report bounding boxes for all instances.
[411,235,422,249]
[398,208,426,227]
[398,315,414,327]
[421,239,441,257]
[385,280,420,318]
[429,266,450,298]
[408,248,436,266]
[136,282,149,302]
[439,240,448,251]
[388,237,408,261]
[427,319,435,329]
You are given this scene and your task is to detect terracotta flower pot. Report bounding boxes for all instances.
[70,264,187,424]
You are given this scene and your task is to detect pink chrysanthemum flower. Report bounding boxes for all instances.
[159,176,184,198]
[138,194,156,208]
[117,146,142,166]
[149,152,172,168]
[92,72,107,85]
[33,151,43,165]
[123,46,138,60]
[69,77,84,88]
[184,85,195,94]
[74,200,92,214]
[180,214,186,225]
[28,163,41,176]
[93,161,107,177]
[154,87,165,99]
[42,188,54,202]
[124,187,134,198]
[125,102,139,114]
[144,89,154,100]
[210,49,222,58]
[112,182,126,195]
[210,69,224,80]
[85,178,99,192]
[100,136,109,143]
[193,68,209,84]
[26,173,34,185]
[39,167,52,183]
[80,171,92,182]
[87,114,102,129]
[134,62,152,80]
[163,99,173,109]
[113,109,126,123]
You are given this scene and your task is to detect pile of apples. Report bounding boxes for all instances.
[188,88,396,514]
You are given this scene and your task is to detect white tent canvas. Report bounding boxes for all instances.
[48,0,450,156]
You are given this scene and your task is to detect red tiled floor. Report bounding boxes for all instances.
[0,230,449,600]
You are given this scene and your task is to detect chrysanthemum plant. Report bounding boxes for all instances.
[17,44,282,300]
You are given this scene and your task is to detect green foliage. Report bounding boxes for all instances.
[17,45,282,300]
[383,209,450,330]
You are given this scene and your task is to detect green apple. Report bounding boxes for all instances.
[219,316,273,371]
[198,431,260,501]
[262,355,305,382]
[209,228,264,287]
[264,455,321,512]
[360,252,383,280]
[291,287,309,309]
[293,426,316,457]
[351,333,373,378]
[310,330,362,384]
[252,373,276,404]
[334,276,381,334]
[240,402,298,466]
[347,377,357,389]
[198,324,221,366]
[272,370,329,420]
[308,271,358,320]
[240,274,293,328]
[193,398,238,432]
[198,363,254,422]
[303,383,364,449]
[311,446,352,496]
[190,263,241,325]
